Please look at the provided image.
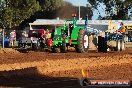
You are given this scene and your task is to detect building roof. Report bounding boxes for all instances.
[29,19,132,26]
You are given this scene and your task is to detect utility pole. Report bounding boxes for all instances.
[78,0,80,20]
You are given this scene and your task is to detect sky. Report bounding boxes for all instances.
[64,0,106,20]
[64,0,87,6]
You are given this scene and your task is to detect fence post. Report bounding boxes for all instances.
[2,27,5,48]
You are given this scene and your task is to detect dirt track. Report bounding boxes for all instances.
[0,48,132,88]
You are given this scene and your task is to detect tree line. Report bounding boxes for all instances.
[87,0,132,20]
[0,0,132,30]
[0,0,93,30]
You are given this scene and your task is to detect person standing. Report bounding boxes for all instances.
[46,29,51,39]
[117,22,126,34]
[10,30,16,47]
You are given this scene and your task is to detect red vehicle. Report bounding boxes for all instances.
[18,29,52,50]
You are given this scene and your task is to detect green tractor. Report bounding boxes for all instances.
[51,15,90,53]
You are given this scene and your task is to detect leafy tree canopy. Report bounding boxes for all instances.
[1,0,40,29]
[0,0,93,29]
[88,0,132,20]
[37,0,64,11]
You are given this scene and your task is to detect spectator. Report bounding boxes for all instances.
[10,30,16,46]
[46,29,51,39]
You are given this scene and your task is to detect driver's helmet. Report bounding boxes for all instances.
[120,22,124,26]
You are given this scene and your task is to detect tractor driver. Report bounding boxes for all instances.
[69,23,73,36]
[42,29,51,46]
[39,29,51,45]
[40,29,51,39]
[40,29,46,42]
[69,23,73,29]
[117,22,126,34]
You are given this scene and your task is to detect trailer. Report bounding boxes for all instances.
[18,25,53,50]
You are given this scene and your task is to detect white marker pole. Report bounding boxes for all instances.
[78,0,80,20]
[2,27,5,48]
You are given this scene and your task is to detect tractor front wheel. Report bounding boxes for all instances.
[32,43,37,50]
[120,40,125,51]
[75,29,89,53]
[18,43,24,48]
[114,40,121,51]
[51,47,60,53]
[32,41,41,50]
[60,41,67,53]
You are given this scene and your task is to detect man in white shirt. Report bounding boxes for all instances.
[10,30,16,46]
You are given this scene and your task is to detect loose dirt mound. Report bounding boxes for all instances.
[0,48,20,54]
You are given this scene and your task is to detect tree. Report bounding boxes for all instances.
[37,0,64,11]
[0,0,6,28]
[35,0,64,19]
[19,0,65,29]
[1,0,41,29]
[88,0,132,20]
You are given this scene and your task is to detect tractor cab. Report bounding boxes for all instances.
[63,14,77,37]
[68,23,73,38]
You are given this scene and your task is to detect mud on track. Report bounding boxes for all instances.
[0,48,131,88]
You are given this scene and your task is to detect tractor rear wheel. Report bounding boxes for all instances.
[98,36,107,53]
[51,47,60,53]
[32,40,41,50]
[32,43,37,50]
[60,41,67,53]
[75,29,89,53]
[18,43,24,48]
